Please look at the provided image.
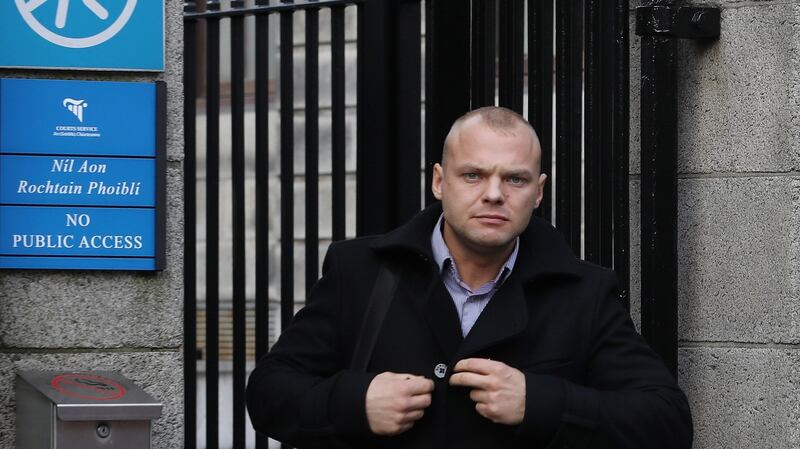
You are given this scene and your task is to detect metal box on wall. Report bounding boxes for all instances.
[16,371,162,449]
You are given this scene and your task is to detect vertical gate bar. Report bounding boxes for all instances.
[253,5,271,449]
[183,6,198,449]
[280,10,295,332]
[640,1,679,374]
[230,5,247,448]
[471,0,496,108]
[554,0,583,253]
[569,0,584,254]
[425,0,471,205]
[331,6,346,241]
[528,0,553,221]
[395,1,422,222]
[356,0,394,234]
[584,0,601,264]
[424,0,433,206]
[599,0,616,269]
[205,4,221,448]
[498,0,524,114]
[280,6,297,442]
[306,8,320,290]
[613,0,630,309]
[554,0,571,247]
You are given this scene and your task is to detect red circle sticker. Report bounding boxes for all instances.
[51,374,127,401]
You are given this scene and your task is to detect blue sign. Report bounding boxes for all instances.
[0,0,164,71]
[0,155,156,206]
[0,206,155,257]
[0,78,165,271]
[0,79,156,156]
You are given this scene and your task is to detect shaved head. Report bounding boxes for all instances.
[431,105,548,265]
[442,106,542,171]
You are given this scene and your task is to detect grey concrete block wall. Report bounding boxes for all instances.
[0,1,184,448]
[676,4,800,174]
[630,1,800,447]
[677,176,800,344]
[679,348,800,449]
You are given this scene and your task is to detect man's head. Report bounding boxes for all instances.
[432,106,547,257]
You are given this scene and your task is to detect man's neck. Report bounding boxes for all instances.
[442,226,515,290]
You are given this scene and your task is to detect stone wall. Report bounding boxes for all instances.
[0,1,185,448]
[630,1,800,447]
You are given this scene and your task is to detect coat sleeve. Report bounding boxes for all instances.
[246,243,377,448]
[516,271,693,449]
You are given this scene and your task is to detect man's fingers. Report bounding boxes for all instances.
[449,371,493,390]
[474,402,500,423]
[402,376,435,395]
[404,393,432,411]
[469,389,490,404]
[396,423,414,434]
[366,373,434,436]
[399,409,425,424]
[453,358,504,375]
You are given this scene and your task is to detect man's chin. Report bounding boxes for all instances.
[466,235,516,254]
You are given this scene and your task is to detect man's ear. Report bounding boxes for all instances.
[534,173,547,208]
[432,163,444,200]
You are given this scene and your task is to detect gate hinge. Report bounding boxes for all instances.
[635,6,720,39]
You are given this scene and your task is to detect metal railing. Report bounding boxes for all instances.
[184,2,360,448]
[184,1,632,448]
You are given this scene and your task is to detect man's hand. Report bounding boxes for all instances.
[449,358,526,425]
[365,372,434,435]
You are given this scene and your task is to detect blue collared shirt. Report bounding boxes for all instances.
[430,214,519,336]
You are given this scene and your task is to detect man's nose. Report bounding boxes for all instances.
[482,177,504,204]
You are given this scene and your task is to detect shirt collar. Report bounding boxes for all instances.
[430,213,519,284]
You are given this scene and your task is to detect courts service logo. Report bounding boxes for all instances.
[63,98,88,122]
[53,94,101,138]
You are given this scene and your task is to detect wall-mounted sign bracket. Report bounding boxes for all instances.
[635,6,720,40]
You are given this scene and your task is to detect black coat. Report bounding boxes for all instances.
[246,203,693,449]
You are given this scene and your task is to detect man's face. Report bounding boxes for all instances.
[432,119,547,257]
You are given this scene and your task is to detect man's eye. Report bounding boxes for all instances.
[464,173,479,181]
[508,176,526,185]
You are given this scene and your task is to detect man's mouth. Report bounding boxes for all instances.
[474,214,509,224]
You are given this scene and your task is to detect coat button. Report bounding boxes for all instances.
[433,363,447,379]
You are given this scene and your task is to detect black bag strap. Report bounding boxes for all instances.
[350,261,400,371]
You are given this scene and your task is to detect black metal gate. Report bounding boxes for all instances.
[183,1,632,448]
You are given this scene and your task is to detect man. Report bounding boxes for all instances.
[247,107,692,448]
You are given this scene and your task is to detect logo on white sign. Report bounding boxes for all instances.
[14,0,137,49]
[63,98,88,122]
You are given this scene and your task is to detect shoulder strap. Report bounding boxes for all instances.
[350,261,400,371]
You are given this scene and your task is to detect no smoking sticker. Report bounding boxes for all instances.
[51,373,127,401]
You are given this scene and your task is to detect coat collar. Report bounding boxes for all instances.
[370,202,581,284]
[371,203,582,360]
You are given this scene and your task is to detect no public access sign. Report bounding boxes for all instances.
[0,78,166,270]
[0,0,164,71]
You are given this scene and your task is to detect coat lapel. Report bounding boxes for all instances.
[414,276,463,359]
[449,217,579,360]
[371,205,465,359]
[370,202,581,362]
[454,275,528,360]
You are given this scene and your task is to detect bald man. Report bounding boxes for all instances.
[247,107,692,449]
